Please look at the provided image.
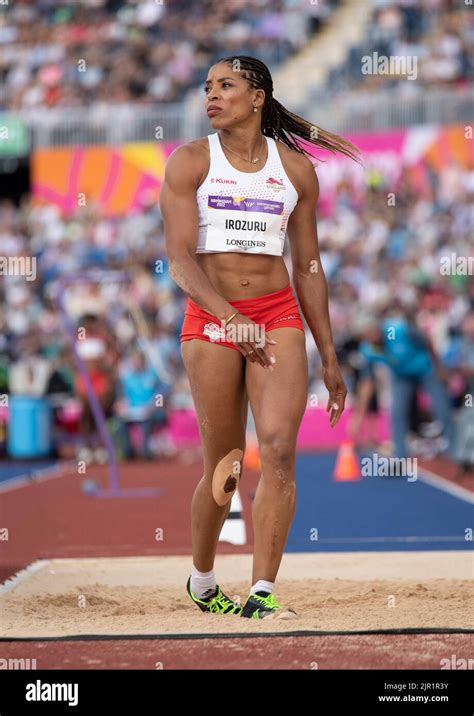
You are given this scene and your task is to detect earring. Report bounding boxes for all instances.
[253,106,258,112]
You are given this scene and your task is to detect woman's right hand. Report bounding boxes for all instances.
[226,313,277,370]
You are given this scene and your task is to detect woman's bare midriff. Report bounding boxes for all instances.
[196,252,291,301]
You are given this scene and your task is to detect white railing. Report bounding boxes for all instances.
[303,87,473,132]
[7,87,473,147]
[12,102,192,147]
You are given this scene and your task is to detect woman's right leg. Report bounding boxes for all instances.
[181,338,248,572]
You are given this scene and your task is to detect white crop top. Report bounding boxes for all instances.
[196,132,299,255]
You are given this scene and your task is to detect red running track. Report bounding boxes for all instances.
[1,454,472,670]
[0,634,472,669]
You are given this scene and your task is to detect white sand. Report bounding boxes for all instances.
[1,552,472,637]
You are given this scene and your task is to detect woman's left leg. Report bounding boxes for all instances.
[245,327,308,586]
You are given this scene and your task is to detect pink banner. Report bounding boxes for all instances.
[32,125,469,217]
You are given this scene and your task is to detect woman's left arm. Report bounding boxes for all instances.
[287,155,347,427]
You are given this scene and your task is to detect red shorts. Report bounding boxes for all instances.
[180,283,304,352]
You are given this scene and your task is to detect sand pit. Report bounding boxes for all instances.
[0,552,472,638]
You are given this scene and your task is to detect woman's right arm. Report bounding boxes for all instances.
[159,144,237,323]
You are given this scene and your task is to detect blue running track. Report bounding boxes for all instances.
[287,451,473,552]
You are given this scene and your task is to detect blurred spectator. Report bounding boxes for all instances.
[45,347,74,397]
[450,310,474,472]
[115,348,171,459]
[354,309,455,459]
[150,320,182,383]
[340,316,382,450]
[76,313,121,370]
[8,333,51,396]
[75,336,116,462]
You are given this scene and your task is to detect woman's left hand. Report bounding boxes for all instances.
[323,361,347,428]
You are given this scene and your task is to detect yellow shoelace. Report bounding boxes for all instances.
[208,591,241,613]
[253,592,281,609]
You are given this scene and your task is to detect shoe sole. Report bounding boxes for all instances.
[261,608,297,620]
[242,606,298,620]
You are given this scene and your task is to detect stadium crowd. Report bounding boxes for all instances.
[1,0,469,113]
[0,156,472,463]
[0,0,338,111]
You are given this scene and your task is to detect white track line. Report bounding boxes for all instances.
[313,536,469,544]
[418,466,474,504]
[0,559,50,593]
[0,462,77,495]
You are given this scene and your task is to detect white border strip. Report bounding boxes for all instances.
[0,559,50,594]
[0,461,77,495]
[418,467,474,504]
[219,489,246,545]
[313,536,467,544]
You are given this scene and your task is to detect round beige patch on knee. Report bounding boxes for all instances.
[212,449,243,506]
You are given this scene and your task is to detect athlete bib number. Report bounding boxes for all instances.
[205,195,284,255]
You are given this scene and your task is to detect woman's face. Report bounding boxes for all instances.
[203,62,263,129]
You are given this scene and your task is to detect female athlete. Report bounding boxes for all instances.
[160,55,359,619]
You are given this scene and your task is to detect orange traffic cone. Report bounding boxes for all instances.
[244,442,261,472]
[333,441,361,482]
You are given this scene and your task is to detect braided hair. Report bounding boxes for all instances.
[215,55,360,164]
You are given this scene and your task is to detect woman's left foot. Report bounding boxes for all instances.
[241,591,297,619]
